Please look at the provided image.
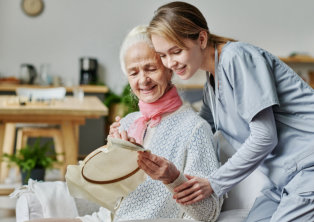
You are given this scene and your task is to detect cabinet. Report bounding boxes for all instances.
[0,85,109,157]
[279,56,314,64]
[279,56,314,88]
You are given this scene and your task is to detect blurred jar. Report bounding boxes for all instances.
[37,63,51,86]
[73,86,84,101]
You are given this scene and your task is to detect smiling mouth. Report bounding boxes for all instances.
[174,65,186,75]
[140,85,156,94]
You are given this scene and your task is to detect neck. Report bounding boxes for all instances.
[129,86,182,144]
[163,83,173,97]
[201,43,225,78]
[201,44,215,76]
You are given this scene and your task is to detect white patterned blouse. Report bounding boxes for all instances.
[80,104,223,222]
[114,104,223,221]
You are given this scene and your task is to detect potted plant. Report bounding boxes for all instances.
[2,138,60,184]
[104,84,139,124]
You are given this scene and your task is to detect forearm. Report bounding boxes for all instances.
[209,107,278,197]
[165,172,222,222]
[183,194,222,222]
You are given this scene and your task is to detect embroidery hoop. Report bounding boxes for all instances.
[81,137,145,184]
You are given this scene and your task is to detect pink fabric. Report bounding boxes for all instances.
[128,86,182,144]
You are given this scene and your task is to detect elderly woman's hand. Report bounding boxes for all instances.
[137,151,180,184]
[173,175,213,205]
[109,116,121,137]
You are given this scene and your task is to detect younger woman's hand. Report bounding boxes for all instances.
[137,151,180,184]
[173,174,213,205]
[112,130,136,143]
[109,116,121,136]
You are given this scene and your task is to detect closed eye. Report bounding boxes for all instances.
[145,64,158,72]
[158,53,166,58]
[129,71,138,76]
[148,68,157,72]
[173,49,182,54]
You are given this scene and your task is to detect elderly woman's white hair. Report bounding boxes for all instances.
[120,25,154,75]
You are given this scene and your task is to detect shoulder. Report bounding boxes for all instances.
[119,111,142,131]
[166,104,201,121]
[219,41,275,81]
[123,111,142,120]
[164,104,212,134]
[220,41,268,63]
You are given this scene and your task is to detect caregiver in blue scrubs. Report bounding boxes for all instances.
[145,1,314,221]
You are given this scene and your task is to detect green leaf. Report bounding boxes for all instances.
[1,137,61,174]
[104,84,139,117]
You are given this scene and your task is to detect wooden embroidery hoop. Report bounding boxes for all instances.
[81,138,144,184]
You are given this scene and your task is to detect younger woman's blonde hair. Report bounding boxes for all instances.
[148,1,236,49]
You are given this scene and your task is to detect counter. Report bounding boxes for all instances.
[0,84,109,157]
[0,84,109,94]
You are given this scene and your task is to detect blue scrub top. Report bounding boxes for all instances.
[200,42,314,193]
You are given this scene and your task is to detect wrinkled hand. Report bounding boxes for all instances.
[111,130,136,143]
[137,151,180,184]
[109,116,121,137]
[173,174,213,205]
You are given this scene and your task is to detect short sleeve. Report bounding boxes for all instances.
[222,48,279,122]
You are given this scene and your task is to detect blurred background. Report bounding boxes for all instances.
[1,0,314,94]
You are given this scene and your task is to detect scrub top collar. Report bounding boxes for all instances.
[206,45,219,131]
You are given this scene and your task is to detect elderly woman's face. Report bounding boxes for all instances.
[125,42,172,103]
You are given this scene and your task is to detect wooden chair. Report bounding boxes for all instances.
[15,127,66,177]
[3,87,68,181]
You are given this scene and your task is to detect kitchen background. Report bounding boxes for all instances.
[0,1,314,220]
[1,0,314,93]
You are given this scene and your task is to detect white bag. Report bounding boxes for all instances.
[65,137,147,212]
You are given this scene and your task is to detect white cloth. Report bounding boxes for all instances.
[15,192,44,222]
[78,207,112,222]
[11,179,78,218]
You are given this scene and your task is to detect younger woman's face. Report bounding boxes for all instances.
[151,34,203,80]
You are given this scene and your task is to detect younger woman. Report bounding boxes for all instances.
[144,1,314,221]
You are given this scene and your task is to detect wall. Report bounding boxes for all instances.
[1,0,314,93]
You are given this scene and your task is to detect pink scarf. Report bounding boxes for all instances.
[128,86,182,144]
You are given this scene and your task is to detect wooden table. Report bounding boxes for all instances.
[0,84,110,156]
[0,96,108,182]
[0,84,109,94]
